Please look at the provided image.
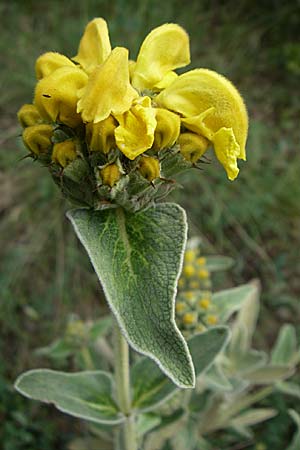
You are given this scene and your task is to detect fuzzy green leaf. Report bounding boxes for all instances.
[68,204,194,388]
[287,410,300,450]
[230,408,277,427]
[131,327,229,412]
[15,369,123,425]
[245,365,295,383]
[271,324,298,366]
[213,283,257,323]
[204,255,234,272]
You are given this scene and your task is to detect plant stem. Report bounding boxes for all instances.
[114,321,138,450]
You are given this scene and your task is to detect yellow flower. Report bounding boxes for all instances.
[131,23,190,91]
[17,104,42,128]
[138,156,160,181]
[73,18,111,74]
[86,116,117,153]
[197,257,206,265]
[198,298,210,310]
[198,269,209,279]
[183,264,195,277]
[152,108,180,151]
[34,66,88,127]
[52,140,78,167]
[206,315,218,325]
[156,69,248,180]
[100,163,121,187]
[178,132,209,163]
[182,312,197,326]
[184,249,196,263]
[175,302,186,314]
[22,124,53,155]
[35,52,75,80]
[114,96,156,160]
[77,47,138,124]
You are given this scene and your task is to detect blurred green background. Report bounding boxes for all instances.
[0,0,299,448]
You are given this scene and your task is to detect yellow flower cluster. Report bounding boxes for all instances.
[176,247,218,337]
[18,18,248,208]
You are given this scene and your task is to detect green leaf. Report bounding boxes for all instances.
[271,324,298,366]
[170,419,199,450]
[244,365,295,383]
[144,409,185,450]
[226,348,267,375]
[230,408,277,427]
[89,316,113,341]
[35,339,74,360]
[204,255,234,272]
[276,381,300,400]
[229,280,260,352]
[221,387,273,420]
[205,363,232,391]
[287,410,300,450]
[212,283,257,323]
[68,204,194,388]
[15,369,123,425]
[136,413,162,437]
[132,327,229,412]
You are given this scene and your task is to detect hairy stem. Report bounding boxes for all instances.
[114,322,138,450]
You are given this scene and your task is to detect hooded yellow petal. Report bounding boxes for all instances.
[86,116,117,153]
[156,68,248,159]
[138,156,160,181]
[73,18,111,74]
[100,163,121,187]
[18,104,42,128]
[34,66,88,127]
[77,47,138,124]
[52,139,78,167]
[213,127,240,180]
[35,52,75,80]
[153,108,180,150]
[154,71,178,90]
[178,132,209,163]
[114,96,157,160]
[131,23,190,90]
[22,124,53,155]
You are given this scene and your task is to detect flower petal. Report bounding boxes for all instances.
[73,18,111,74]
[34,66,88,127]
[52,140,78,167]
[178,132,209,163]
[154,71,178,90]
[213,127,240,180]
[131,23,190,90]
[138,156,160,181]
[35,52,75,79]
[86,116,117,153]
[153,108,180,150]
[22,124,53,155]
[77,47,138,124]
[18,104,42,127]
[114,97,157,160]
[156,68,248,159]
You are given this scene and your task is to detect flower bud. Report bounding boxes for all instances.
[86,116,117,153]
[152,108,180,151]
[22,124,53,155]
[35,52,75,80]
[17,104,42,128]
[52,140,78,167]
[178,132,209,163]
[100,163,121,187]
[34,66,88,127]
[138,156,160,181]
